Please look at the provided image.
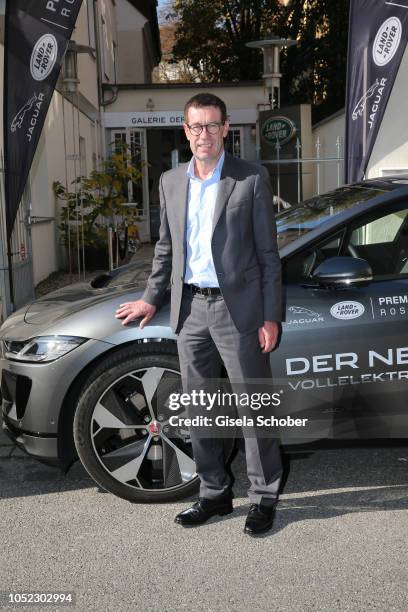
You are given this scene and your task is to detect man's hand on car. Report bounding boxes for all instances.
[115,300,156,328]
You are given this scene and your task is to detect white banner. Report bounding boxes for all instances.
[103,108,257,128]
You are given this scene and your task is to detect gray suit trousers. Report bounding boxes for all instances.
[176,288,282,507]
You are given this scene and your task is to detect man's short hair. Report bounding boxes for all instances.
[184,93,227,124]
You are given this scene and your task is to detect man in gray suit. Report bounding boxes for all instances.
[115,93,283,535]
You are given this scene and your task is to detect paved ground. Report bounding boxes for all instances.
[1,444,408,611]
[1,245,408,610]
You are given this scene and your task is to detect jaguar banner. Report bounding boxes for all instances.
[345,0,408,183]
[3,0,83,240]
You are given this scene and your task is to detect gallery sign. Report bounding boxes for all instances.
[104,108,257,128]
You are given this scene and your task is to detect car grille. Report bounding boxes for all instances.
[1,370,32,420]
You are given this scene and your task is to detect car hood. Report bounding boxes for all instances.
[0,281,147,341]
[23,282,129,324]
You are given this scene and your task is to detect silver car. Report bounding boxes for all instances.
[2,179,408,502]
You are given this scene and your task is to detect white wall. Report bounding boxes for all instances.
[98,0,118,84]
[107,84,268,115]
[30,91,97,284]
[116,0,150,84]
[367,43,408,178]
[74,0,99,109]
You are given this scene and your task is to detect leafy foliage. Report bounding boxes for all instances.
[167,0,349,121]
[54,142,142,255]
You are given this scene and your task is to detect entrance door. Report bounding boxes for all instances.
[111,128,150,242]
[147,128,191,240]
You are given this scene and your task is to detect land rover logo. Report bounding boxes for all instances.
[261,116,296,145]
[372,17,402,67]
[30,34,58,81]
[330,301,365,320]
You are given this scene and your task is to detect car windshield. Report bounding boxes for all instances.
[276,185,385,248]
[90,264,152,288]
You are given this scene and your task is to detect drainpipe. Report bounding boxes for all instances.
[93,0,106,159]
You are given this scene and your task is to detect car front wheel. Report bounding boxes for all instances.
[73,342,199,503]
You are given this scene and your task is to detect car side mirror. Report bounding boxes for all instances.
[312,256,373,287]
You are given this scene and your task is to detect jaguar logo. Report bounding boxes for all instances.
[287,306,324,325]
[288,306,320,317]
[10,95,38,132]
[352,80,379,120]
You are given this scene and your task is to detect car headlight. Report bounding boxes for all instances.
[3,336,88,363]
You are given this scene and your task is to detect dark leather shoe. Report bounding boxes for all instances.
[174,496,233,527]
[244,503,276,536]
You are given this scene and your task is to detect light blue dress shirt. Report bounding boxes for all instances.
[184,151,225,288]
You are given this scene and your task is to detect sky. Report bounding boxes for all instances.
[157,0,171,26]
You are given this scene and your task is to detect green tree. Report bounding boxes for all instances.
[167,0,349,121]
[169,0,284,82]
[54,141,142,270]
[280,0,350,121]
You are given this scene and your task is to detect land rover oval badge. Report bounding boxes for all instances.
[261,116,297,145]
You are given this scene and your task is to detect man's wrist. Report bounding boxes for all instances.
[141,288,161,307]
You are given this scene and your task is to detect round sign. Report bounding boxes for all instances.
[261,116,297,146]
[372,17,402,67]
[30,34,58,81]
[330,301,365,320]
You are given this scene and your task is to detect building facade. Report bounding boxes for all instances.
[0,0,160,318]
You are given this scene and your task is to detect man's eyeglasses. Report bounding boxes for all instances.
[186,122,224,135]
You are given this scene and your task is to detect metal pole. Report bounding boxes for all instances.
[296,138,301,203]
[115,219,119,268]
[77,89,86,280]
[362,47,368,165]
[108,226,113,271]
[76,87,86,280]
[72,104,81,279]
[275,136,281,212]
[255,116,261,161]
[336,136,342,187]
[62,95,72,279]
[6,235,14,312]
[315,136,321,195]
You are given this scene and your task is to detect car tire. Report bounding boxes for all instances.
[73,342,200,503]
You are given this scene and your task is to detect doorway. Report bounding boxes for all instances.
[147,128,191,240]
[111,128,150,242]
[146,126,244,240]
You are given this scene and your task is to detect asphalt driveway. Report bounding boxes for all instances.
[1,442,408,611]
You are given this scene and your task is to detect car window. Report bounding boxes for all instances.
[276,185,385,249]
[283,232,344,283]
[346,206,408,279]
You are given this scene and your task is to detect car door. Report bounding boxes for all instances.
[270,200,408,443]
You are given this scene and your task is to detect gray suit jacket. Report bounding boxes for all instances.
[142,151,282,333]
